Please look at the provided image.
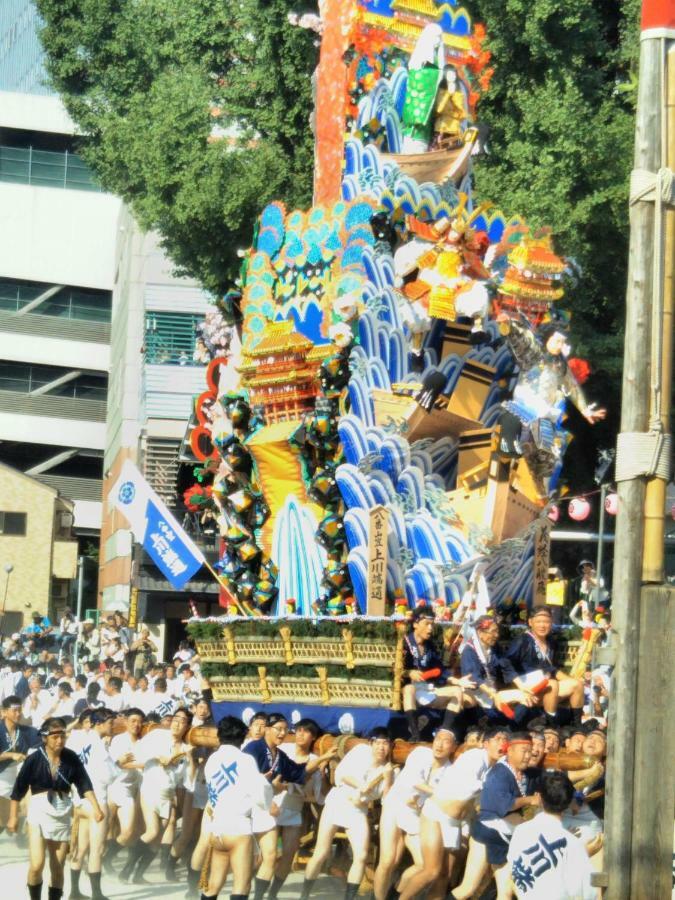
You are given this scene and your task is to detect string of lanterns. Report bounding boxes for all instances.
[547,488,618,523]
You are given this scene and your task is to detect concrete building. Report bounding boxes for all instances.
[100,211,222,654]
[0,1,120,622]
[0,1,220,647]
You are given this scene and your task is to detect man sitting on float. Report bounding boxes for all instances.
[460,615,540,724]
[505,606,585,726]
[403,605,476,741]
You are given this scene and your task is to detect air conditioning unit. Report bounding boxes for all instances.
[58,511,74,531]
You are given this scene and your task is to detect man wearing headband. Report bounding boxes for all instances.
[533,723,557,755]
[8,717,103,900]
[301,728,395,900]
[398,727,508,900]
[374,728,456,899]
[505,607,585,725]
[120,707,192,883]
[403,605,476,741]
[460,617,539,721]
[451,733,541,900]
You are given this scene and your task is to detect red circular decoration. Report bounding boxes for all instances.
[604,492,618,515]
[195,390,218,426]
[206,357,231,394]
[190,426,217,462]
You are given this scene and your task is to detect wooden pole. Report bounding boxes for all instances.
[603,28,661,900]
[179,725,595,771]
[629,584,675,897]
[642,43,675,581]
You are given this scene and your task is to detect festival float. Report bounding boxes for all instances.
[183,0,603,732]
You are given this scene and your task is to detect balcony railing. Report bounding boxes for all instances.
[0,145,102,192]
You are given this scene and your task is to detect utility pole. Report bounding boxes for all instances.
[604,2,675,897]
[73,555,85,673]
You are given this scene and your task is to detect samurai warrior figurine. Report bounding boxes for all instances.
[497,315,605,492]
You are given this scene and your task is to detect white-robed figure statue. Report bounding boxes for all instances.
[453,560,491,634]
[402,24,446,153]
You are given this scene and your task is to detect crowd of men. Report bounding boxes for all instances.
[0,602,609,900]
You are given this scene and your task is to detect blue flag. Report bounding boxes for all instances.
[112,460,206,590]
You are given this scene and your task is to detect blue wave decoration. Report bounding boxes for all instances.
[338,415,369,465]
[379,435,411,482]
[336,463,376,510]
[347,548,368,613]
[344,508,369,551]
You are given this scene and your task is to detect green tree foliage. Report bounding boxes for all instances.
[35,0,319,294]
[470,0,640,389]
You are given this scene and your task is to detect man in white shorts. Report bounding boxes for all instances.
[398,726,509,900]
[269,718,326,899]
[300,727,396,900]
[374,728,456,900]
[66,708,117,900]
[170,697,214,888]
[120,707,191,883]
[201,716,273,900]
[103,707,145,870]
[244,712,336,900]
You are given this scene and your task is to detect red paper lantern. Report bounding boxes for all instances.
[547,504,560,523]
[568,497,591,521]
[604,492,618,515]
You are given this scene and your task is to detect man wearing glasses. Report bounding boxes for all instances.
[7,717,104,900]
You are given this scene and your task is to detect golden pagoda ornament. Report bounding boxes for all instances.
[238,320,325,424]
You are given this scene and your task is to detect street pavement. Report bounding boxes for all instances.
[0,829,346,899]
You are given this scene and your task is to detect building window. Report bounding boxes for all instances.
[0,362,107,400]
[144,313,202,366]
[0,512,27,535]
[0,278,112,323]
[0,128,101,193]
